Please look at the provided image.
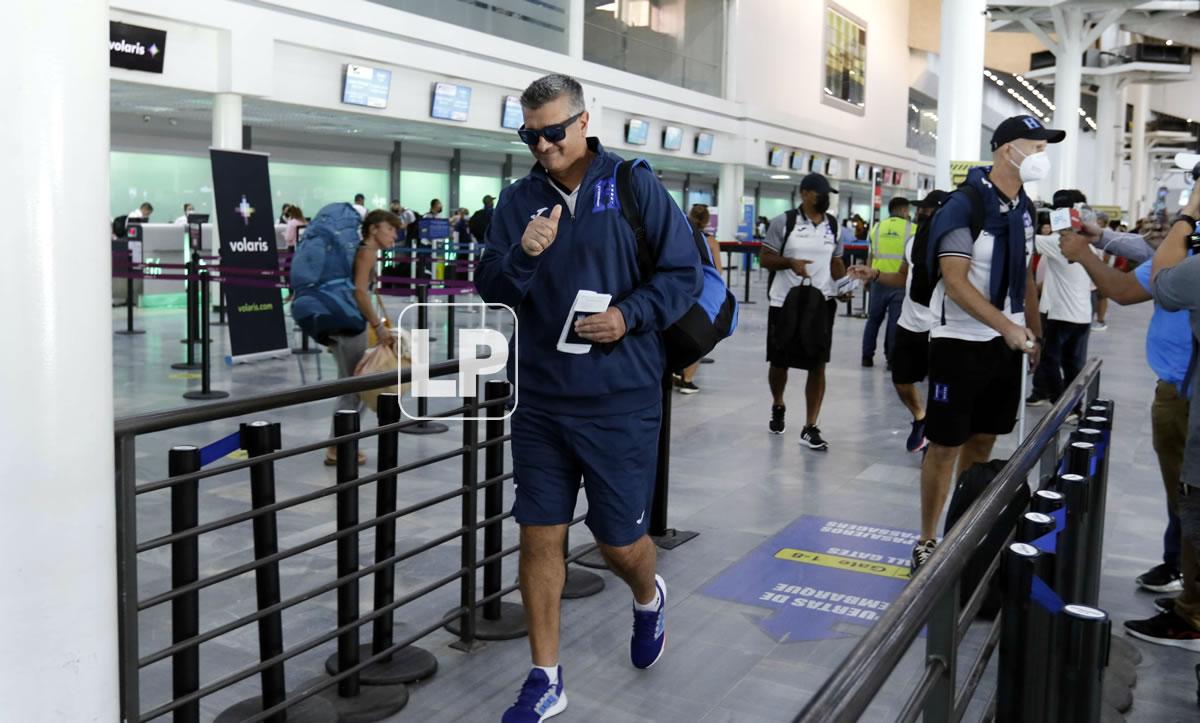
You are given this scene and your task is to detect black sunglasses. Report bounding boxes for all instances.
[517,111,584,146]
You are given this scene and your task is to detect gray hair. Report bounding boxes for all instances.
[520,74,585,114]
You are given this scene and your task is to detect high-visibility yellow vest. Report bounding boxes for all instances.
[868,216,912,273]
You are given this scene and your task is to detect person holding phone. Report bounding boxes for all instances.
[475,73,701,722]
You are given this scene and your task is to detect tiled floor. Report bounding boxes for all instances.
[114,278,1199,722]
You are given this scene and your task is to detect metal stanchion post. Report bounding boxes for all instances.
[1031,489,1065,515]
[1055,469,1092,606]
[292,327,321,355]
[401,284,448,436]
[184,270,229,400]
[472,380,526,640]
[214,278,227,326]
[447,386,485,652]
[325,395,437,684]
[1056,606,1111,723]
[216,422,334,722]
[169,446,202,723]
[116,249,145,335]
[314,411,409,719]
[447,295,456,360]
[997,543,1044,723]
[171,260,202,371]
[1018,512,1056,544]
[650,373,698,549]
[1076,409,1113,607]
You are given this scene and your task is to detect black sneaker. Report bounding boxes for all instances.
[769,405,786,434]
[1025,393,1050,408]
[800,425,828,451]
[911,539,937,574]
[1124,610,1200,651]
[1136,563,1184,593]
[861,356,874,368]
[677,380,699,395]
[1156,597,1176,615]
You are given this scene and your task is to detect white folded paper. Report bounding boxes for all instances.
[557,289,612,354]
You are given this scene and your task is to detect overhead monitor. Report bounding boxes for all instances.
[790,152,807,171]
[827,159,843,177]
[626,118,649,145]
[768,147,786,168]
[431,82,471,122]
[662,126,683,151]
[695,132,714,156]
[501,95,523,130]
[342,64,391,109]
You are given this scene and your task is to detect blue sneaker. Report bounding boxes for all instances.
[631,574,667,669]
[906,419,928,453]
[502,667,567,722]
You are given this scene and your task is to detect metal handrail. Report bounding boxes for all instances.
[795,358,1102,722]
[114,359,459,436]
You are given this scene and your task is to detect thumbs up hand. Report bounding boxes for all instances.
[521,204,563,257]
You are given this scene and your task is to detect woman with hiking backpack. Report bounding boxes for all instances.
[324,208,403,466]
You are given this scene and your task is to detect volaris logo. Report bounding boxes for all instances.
[229,238,271,253]
[110,39,146,56]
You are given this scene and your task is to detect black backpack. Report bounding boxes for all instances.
[764,209,838,297]
[468,208,490,243]
[909,185,984,307]
[614,159,738,372]
[944,459,1031,618]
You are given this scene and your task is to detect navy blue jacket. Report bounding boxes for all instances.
[475,138,702,415]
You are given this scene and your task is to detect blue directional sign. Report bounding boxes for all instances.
[419,218,451,241]
[701,515,917,642]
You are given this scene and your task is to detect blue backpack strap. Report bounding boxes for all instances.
[615,158,656,283]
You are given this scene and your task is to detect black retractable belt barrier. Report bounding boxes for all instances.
[650,372,698,549]
[216,421,335,722]
[1055,471,1092,606]
[401,284,449,436]
[1076,403,1114,607]
[171,259,203,371]
[1019,512,1056,544]
[447,294,456,361]
[183,270,229,401]
[474,380,527,640]
[116,246,145,335]
[1056,605,1111,723]
[325,394,439,684]
[1031,489,1064,515]
[998,543,1047,723]
[313,410,409,721]
[293,327,321,355]
[169,446,202,723]
[446,387,485,652]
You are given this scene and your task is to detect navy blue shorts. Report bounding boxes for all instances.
[510,402,661,547]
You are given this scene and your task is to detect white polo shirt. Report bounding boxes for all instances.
[764,211,844,306]
[898,237,934,333]
[1034,233,1092,325]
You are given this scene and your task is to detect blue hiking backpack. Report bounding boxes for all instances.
[615,158,739,372]
[289,202,366,342]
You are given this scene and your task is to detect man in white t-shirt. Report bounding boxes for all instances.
[761,173,847,451]
[913,115,1062,572]
[127,202,153,221]
[1027,189,1093,412]
[850,190,947,454]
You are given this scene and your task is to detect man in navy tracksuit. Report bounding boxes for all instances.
[475,74,701,723]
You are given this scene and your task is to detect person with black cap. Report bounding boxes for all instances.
[912,115,1062,572]
[851,190,948,453]
[761,172,847,450]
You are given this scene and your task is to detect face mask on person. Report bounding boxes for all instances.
[813,193,831,214]
[1009,145,1050,183]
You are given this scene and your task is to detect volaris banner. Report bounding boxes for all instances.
[210,149,289,363]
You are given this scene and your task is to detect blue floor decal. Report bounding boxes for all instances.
[701,515,919,642]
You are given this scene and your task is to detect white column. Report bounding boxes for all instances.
[1129,83,1150,221]
[0,2,118,720]
[1051,12,1083,191]
[717,163,744,240]
[212,92,244,150]
[722,0,739,101]
[567,0,584,60]
[1093,76,1120,205]
[934,0,986,190]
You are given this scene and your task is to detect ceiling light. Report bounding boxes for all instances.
[770,174,791,180]
[1166,39,1174,46]
[1078,108,1086,116]
[1015,75,1024,81]
[510,140,527,145]
[996,80,1004,87]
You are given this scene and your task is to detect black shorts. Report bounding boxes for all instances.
[891,326,930,385]
[767,299,837,370]
[925,337,1022,447]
